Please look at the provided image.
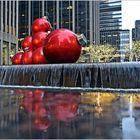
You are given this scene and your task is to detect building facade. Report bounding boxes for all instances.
[135,20,140,41]
[100,0,122,31]
[100,0,122,46]
[132,28,135,41]
[100,29,130,61]
[99,0,130,61]
[18,1,100,45]
[0,1,19,65]
[120,29,130,61]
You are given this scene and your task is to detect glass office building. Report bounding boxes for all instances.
[135,20,140,41]
[100,0,122,47]
[0,1,18,65]
[18,1,100,45]
[100,0,130,61]
[100,0,122,31]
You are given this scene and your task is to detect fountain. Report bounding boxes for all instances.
[0,62,140,91]
[7,17,140,92]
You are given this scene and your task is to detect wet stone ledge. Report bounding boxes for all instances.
[0,62,140,89]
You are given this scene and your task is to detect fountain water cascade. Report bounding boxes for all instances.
[0,62,140,89]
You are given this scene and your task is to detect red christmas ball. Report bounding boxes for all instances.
[32,18,52,35]
[21,36,33,51]
[32,47,48,64]
[32,32,48,50]
[11,52,23,65]
[22,50,33,64]
[43,28,82,63]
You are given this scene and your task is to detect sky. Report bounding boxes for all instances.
[122,0,140,29]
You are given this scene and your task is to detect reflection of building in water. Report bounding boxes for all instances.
[0,90,19,132]
[121,94,140,139]
[77,93,122,138]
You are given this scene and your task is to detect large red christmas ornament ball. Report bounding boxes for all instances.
[32,18,52,35]
[11,52,23,65]
[32,47,48,64]
[21,36,33,51]
[43,29,82,63]
[32,32,48,50]
[22,50,33,64]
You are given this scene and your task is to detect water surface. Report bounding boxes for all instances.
[0,88,140,139]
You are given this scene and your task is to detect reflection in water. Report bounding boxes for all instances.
[45,93,79,122]
[122,95,140,139]
[0,89,140,138]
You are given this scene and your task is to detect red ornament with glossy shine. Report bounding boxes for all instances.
[43,29,82,63]
[32,47,48,64]
[11,52,23,65]
[32,18,52,35]
[22,50,33,64]
[32,32,48,50]
[21,36,33,51]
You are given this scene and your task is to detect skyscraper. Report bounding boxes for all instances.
[18,1,100,45]
[100,0,122,31]
[135,20,140,41]
[99,0,129,61]
[0,1,19,65]
[100,0,122,48]
[132,28,136,41]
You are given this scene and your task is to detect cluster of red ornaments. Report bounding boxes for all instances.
[11,17,82,65]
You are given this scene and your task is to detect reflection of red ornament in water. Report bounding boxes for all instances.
[32,32,48,50]
[54,102,78,122]
[34,102,48,117]
[33,89,44,101]
[43,29,82,63]
[22,50,33,64]
[21,97,33,113]
[11,52,23,65]
[33,117,50,131]
[15,89,24,96]
[46,93,79,122]
[21,36,33,51]
[32,18,52,35]
[23,90,33,98]
[32,47,48,64]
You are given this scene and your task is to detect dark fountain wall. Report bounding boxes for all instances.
[0,62,140,89]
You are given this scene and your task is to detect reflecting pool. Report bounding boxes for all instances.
[0,88,140,139]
